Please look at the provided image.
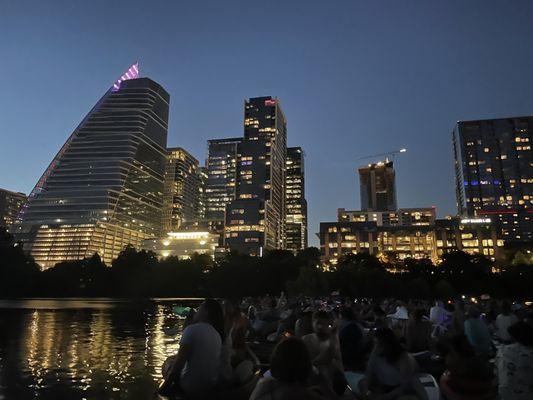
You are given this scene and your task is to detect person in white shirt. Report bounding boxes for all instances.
[159,299,226,397]
[495,301,518,343]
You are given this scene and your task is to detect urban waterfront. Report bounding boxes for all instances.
[0,299,199,400]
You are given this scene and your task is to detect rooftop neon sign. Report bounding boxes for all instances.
[112,62,139,91]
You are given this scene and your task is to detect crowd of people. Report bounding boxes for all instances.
[158,294,533,400]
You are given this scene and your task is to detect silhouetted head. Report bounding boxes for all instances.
[374,328,405,364]
[450,334,475,358]
[312,310,335,338]
[501,300,512,315]
[196,299,225,341]
[270,337,312,384]
[340,306,356,321]
[508,321,533,347]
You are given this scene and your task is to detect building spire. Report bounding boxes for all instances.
[112,62,139,91]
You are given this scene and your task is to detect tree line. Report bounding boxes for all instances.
[1,227,532,299]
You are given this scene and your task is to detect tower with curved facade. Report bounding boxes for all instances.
[12,64,169,268]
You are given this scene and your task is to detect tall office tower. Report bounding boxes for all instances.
[453,117,533,242]
[358,161,397,212]
[205,138,241,237]
[163,147,202,232]
[197,167,208,223]
[285,147,308,253]
[12,64,169,268]
[0,188,26,228]
[225,96,287,256]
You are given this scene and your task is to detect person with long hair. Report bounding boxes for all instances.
[359,328,428,400]
[250,337,337,400]
[159,299,226,398]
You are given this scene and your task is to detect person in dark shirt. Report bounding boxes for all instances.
[338,306,365,371]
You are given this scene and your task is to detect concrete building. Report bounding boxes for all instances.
[319,216,504,266]
[0,188,26,228]
[359,161,397,211]
[142,230,219,260]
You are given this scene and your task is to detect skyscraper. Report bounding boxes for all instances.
[453,116,533,242]
[285,147,307,253]
[0,188,26,228]
[358,161,397,212]
[12,64,169,268]
[205,138,241,238]
[225,96,287,255]
[163,147,202,232]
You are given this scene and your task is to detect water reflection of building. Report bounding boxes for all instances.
[14,302,181,398]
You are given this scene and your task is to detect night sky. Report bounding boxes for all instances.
[2,1,533,246]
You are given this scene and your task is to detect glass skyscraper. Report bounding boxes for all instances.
[162,147,202,232]
[285,147,307,253]
[225,96,287,255]
[453,116,533,242]
[12,64,169,268]
[205,138,241,239]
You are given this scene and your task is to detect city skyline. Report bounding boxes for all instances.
[2,1,533,247]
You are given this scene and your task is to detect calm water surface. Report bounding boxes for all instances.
[0,298,201,400]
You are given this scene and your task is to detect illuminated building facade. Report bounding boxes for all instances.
[225,96,287,256]
[12,65,169,269]
[435,217,504,259]
[163,147,202,232]
[205,138,241,239]
[453,117,533,242]
[359,161,397,211]
[0,188,26,228]
[338,207,436,227]
[142,231,219,260]
[285,147,308,253]
[319,216,504,266]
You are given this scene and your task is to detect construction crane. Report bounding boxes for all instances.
[356,148,407,163]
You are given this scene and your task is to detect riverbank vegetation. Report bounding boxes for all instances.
[1,228,532,299]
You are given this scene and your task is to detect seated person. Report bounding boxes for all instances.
[496,321,533,400]
[405,308,431,353]
[159,299,226,398]
[359,328,428,400]
[464,306,493,356]
[440,334,495,400]
[338,306,365,371]
[250,337,338,400]
[302,311,345,394]
[494,301,518,344]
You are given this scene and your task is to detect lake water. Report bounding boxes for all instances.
[0,298,201,400]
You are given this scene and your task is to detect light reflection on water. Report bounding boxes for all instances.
[0,299,199,400]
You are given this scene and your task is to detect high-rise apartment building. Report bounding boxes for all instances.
[225,96,287,256]
[359,161,397,211]
[12,64,169,268]
[285,147,307,253]
[205,138,241,237]
[453,116,533,242]
[163,147,201,232]
[0,188,26,228]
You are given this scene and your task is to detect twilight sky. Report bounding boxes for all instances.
[1,1,533,246]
